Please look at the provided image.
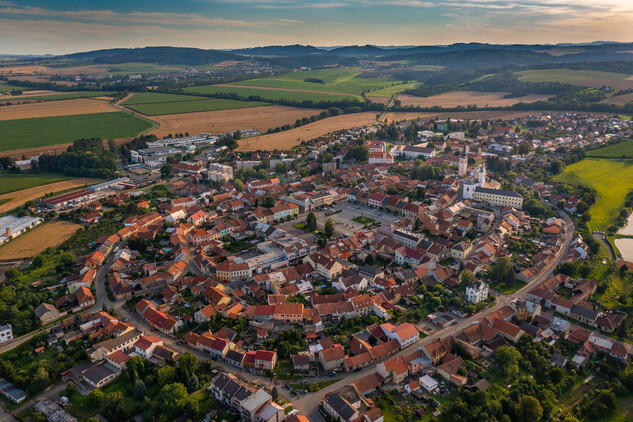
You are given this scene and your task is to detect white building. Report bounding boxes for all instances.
[0,324,13,343]
[209,163,234,182]
[466,281,489,304]
[420,374,438,393]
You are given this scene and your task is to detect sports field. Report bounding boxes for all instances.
[0,173,73,195]
[184,85,359,102]
[231,68,402,94]
[555,158,633,231]
[586,140,633,158]
[0,112,153,152]
[515,69,631,83]
[121,92,267,115]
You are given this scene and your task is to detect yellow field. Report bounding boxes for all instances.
[0,178,101,213]
[0,220,82,259]
[0,99,115,121]
[398,91,551,108]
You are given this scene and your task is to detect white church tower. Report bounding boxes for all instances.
[478,163,486,186]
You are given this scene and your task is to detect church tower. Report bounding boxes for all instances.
[458,157,468,178]
[478,163,486,186]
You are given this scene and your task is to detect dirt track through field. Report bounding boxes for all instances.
[150,105,321,138]
[236,112,378,151]
[0,98,115,121]
[0,178,100,213]
[214,84,359,97]
[398,92,552,108]
[0,220,82,259]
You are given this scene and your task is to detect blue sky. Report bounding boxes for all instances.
[1,0,632,54]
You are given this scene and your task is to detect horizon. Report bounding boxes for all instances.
[1,0,633,55]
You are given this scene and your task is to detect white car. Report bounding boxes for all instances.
[288,410,299,416]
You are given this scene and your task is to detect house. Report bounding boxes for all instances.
[0,324,13,344]
[381,322,419,348]
[225,349,245,368]
[319,344,345,371]
[76,286,95,309]
[35,303,60,324]
[194,304,218,323]
[256,401,285,422]
[466,281,489,304]
[133,335,163,359]
[419,374,439,393]
[304,252,344,280]
[323,386,383,422]
[450,241,473,261]
[254,350,277,371]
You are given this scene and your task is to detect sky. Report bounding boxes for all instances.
[1,0,633,55]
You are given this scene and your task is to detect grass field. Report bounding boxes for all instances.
[0,91,115,102]
[231,68,402,94]
[515,69,631,83]
[0,220,82,259]
[367,82,420,97]
[0,82,23,93]
[184,84,360,102]
[0,172,72,195]
[0,112,153,152]
[122,92,268,115]
[555,158,633,231]
[586,140,633,158]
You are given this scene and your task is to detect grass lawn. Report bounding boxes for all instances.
[2,91,115,102]
[0,172,73,195]
[515,69,631,83]
[289,379,337,391]
[184,85,360,102]
[586,140,633,158]
[0,112,153,152]
[232,68,403,95]
[124,97,268,116]
[490,278,525,294]
[352,216,377,225]
[555,158,633,231]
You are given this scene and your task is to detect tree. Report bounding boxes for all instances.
[32,255,45,269]
[364,254,375,266]
[5,268,21,280]
[133,380,147,399]
[157,365,177,387]
[324,218,334,238]
[515,395,543,422]
[160,163,173,179]
[262,195,276,208]
[496,346,521,380]
[518,141,532,156]
[460,270,476,285]
[88,388,105,407]
[179,352,199,377]
[488,258,514,284]
[186,374,199,393]
[103,392,126,421]
[271,387,279,400]
[158,383,189,416]
[64,381,77,397]
[233,179,244,192]
[306,212,317,231]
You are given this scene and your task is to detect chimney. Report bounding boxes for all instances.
[6,227,11,238]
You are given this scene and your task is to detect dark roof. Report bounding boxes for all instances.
[475,187,523,198]
[570,304,598,320]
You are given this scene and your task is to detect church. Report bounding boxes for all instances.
[462,163,501,200]
[461,162,523,209]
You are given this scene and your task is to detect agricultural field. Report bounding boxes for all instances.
[397,91,552,108]
[0,172,73,195]
[121,92,267,115]
[586,140,633,158]
[0,91,115,103]
[230,68,403,94]
[383,110,535,123]
[0,98,115,121]
[603,92,633,106]
[0,220,82,259]
[515,69,632,83]
[0,81,23,93]
[150,105,320,138]
[367,82,420,97]
[184,84,359,102]
[0,178,100,213]
[0,112,153,152]
[555,158,633,231]
[236,112,378,151]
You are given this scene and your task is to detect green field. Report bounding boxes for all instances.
[121,92,268,115]
[555,158,633,230]
[0,91,114,102]
[184,84,359,102]
[231,68,403,94]
[515,69,631,83]
[0,112,153,152]
[367,82,420,97]
[0,82,23,93]
[0,172,73,195]
[586,140,633,158]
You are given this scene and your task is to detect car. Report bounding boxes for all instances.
[328,371,337,377]
[291,390,298,396]
[288,410,300,416]
[177,340,183,345]
[283,384,290,390]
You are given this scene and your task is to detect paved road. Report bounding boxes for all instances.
[592,232,616,261]
[291,208,575,421]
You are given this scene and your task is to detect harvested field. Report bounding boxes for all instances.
[367,96,391,105]
[236,112,378,151]
[0,65,48,74]
[575,79,633,90]
[603,92,633,106]
[0,99,114,121]
[0,220,82,259]
[150,105,321,138]
[383,110,538,122]
[0,178,100,213]
[398,92,552,108]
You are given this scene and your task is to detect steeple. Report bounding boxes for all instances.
[478,163,486,185]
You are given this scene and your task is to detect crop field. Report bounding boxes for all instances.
[367,82,420,97]
[230,68,402,94]
[397,91,552,108]
[121,92,267,115]
[184,84,359,102]
[586,140,633,158]
[0,82,23,93]
[0,98,115,121]
[555,158,633,231]
[383,110,536,123]
[0,112,153,152]
[515,69,631,83]
[150,105,320,138]
[0,91,115,103]
[603,92,633,106]
[0,220,82,259]
[236,112,378,151]
[0,178,100,213]
[0,173,73,195]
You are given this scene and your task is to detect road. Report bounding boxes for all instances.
[291,207,575,422]
[592,231,616,261]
